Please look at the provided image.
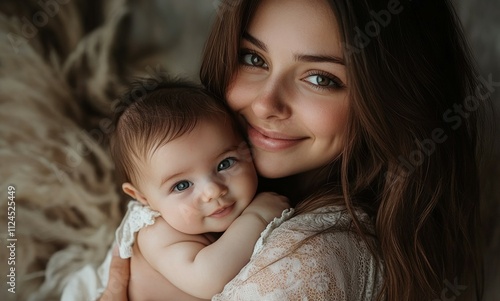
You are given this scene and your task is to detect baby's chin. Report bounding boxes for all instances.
[213,220,238,233]
[202,220,237,234]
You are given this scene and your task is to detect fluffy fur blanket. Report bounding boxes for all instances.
[0,1,498,301]
[0,1,216,299]
[0,1,152,300]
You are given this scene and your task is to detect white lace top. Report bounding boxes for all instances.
[212,205,384,301]
[115,200,160,258]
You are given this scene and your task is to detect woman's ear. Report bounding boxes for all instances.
[122,183,149,206]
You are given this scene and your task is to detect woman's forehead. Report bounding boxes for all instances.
[247,0,343,59]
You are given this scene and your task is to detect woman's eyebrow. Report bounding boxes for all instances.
[243,32,268,51]
[294,54,345,66]
[243,32,344,66]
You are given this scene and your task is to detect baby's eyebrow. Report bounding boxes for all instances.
[218,144,242,157]
[159,171,183,188]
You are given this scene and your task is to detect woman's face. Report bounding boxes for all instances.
[226,0,349,178]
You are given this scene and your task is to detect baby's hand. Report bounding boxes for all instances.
[242,192,290,224]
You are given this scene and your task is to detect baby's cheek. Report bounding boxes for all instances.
[177,202,203,223]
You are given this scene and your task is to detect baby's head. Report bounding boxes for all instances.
[111,79,240,184]
[110,78,258,234]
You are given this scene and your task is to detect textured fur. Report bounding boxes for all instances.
[0,1,215,299]
[0,1,129,300]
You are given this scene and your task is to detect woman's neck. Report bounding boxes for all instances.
[258,165,340,207]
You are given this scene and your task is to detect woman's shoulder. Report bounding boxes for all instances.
[213,206,384,300]
[274,205,374,238]
[253,205,380,276]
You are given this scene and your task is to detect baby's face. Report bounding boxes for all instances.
[137,118,258,234]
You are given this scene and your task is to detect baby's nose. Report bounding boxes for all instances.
[201,181,228,202]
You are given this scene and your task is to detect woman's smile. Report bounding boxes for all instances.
[247,123,307,152]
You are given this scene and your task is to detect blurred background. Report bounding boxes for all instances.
[0,0,498,300]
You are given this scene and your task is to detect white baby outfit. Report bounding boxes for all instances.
[61,200,161,301]
[115,200,161,258]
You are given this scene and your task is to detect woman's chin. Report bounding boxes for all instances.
[254,157,299,179]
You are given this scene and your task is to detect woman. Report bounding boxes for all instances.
[102,0,486,300]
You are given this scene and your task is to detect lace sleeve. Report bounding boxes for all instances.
[212,206,383,301]
[114,200,160,258]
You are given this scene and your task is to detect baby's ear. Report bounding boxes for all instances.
[122,183,149,206]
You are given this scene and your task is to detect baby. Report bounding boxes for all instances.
[109,78,289,300]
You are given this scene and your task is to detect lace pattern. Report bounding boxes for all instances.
[253,208,295,254]
[212,206,384,301]
[115,200,160,258]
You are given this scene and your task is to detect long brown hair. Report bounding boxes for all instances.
[200,0,486,300]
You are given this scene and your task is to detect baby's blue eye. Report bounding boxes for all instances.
[241,53,267,68]
[218,158,236,171]
[173,181,192,192]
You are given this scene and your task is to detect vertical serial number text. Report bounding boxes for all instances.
[6,185,16,294]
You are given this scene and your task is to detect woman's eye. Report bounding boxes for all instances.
[304,74,343,89]
[173,181,192,192]
[217,158,236,171]
[241,53,267,68]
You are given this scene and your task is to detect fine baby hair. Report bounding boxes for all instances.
[110,77,241,186]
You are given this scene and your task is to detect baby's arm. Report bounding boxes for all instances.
[138,192,289,299]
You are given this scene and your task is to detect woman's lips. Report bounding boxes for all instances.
[247,124,306,152]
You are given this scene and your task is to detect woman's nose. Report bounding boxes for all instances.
[201,180,228,203]
[251,78,291,120]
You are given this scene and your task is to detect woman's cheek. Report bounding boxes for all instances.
[226,71,263,112]
[226,75,244,110]
[302,95,349,134]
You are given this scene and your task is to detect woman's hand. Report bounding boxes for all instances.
[99,244,130,301]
